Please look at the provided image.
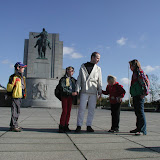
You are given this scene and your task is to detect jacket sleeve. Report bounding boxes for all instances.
[76,66,82,93]
[102,85,109,95]
[7,76,16,92]
[97,67,102,93]
[118,84,126,98]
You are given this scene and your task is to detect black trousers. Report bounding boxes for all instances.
[10,98,22,128]
[110,103,121,130]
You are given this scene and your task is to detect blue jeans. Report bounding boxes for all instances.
[133,96,147,135]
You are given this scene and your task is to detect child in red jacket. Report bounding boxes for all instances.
[102,75,126,132]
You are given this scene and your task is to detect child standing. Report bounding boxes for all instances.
[7,62,27,132]
[59,66,77,133]
[102,75,125,132]
[129,59,150,135]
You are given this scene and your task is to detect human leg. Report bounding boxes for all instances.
[77,93,89,126]
[60,97,68,127]
[10,98,21,132]
[86,94,97,126]
[133,96,146,135]
[111,103,120,131]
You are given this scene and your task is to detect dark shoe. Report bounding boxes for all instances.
[108,129,115,133]
[87,126,94,132]
[59,125,65,133]
[10,127,22,132]
[65,124,71,132]
[75,126,81,133]
[114,129,119,132]
[108,128,119,133]
[130,128,139,133]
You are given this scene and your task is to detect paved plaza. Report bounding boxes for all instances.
[0,107,159,160]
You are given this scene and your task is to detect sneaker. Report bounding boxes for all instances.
[135,132,143,136]
[130,128,139,133]
[75,126,81,133]
[11,127,22,132]
[87,126,94,132]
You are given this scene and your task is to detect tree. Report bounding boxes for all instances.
[148,74,160,102]
[96,96,110,107]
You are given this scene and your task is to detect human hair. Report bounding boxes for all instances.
[107,75,117,84]
[14,63,20,71]
[65,66,74,75]
[129,59,141,69]
[43,28,45,31]
[91,52,100,59]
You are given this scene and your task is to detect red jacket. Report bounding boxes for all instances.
[102,82,126,104]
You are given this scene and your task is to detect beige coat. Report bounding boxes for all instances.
[76,63,102,94]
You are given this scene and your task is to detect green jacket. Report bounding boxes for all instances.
[130,81,143,97]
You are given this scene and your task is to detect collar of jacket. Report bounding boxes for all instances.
[82,63,98,81]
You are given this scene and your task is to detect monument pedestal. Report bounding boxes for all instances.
[22,31,64,108]
[22,78,61,108]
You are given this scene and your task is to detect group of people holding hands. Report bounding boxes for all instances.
[7,52,149,136]
[58,52,150,136]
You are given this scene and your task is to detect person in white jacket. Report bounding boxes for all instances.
[75,52,102,132]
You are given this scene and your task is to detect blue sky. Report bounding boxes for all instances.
[0,0,160,100]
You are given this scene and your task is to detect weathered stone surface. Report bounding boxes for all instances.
[22,32,64,108]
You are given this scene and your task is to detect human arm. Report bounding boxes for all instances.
[102,85,109,95]
[75,66,82,94]
[116,84,126,103]
[97,67,102,95]
[7,75,20,92]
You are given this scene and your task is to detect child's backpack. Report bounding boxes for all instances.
[138,69,150,95]
[54,80,62,101]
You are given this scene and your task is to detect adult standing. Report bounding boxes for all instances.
[75,52,102,132]
[129,59,150,135]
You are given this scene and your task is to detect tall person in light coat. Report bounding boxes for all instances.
[75,52,102,132]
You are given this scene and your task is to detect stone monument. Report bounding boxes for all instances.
[22,29,64,108]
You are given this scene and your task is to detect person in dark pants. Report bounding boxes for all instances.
[7,62,27,132]
[58,66,77,133]
[102,75,125,132]
[129,59,150,135]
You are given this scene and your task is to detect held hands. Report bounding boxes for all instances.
[72,92,78,96]
[98,92,102,100]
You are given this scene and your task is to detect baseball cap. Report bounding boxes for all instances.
[14,62,27,68]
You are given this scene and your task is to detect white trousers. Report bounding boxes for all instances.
[77,93,97,126]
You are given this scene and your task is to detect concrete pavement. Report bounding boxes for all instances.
[0,107,159,160]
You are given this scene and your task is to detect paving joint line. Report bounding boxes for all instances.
[47,109,87,160]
